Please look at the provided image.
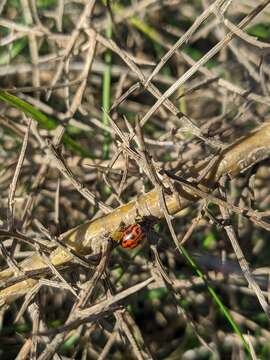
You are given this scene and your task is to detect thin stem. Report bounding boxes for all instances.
[102,7,112,160]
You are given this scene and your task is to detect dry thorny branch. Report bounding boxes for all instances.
[1,0,270,359]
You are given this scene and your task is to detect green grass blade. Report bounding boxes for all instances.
[179,245,252,357]
[0,37,28,65]
[0,90,56,129]
[0,90,93,158]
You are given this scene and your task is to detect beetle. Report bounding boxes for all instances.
[110,217,156,249]
[120,223,145,249]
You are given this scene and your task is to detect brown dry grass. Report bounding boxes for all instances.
[1,0,270,359]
